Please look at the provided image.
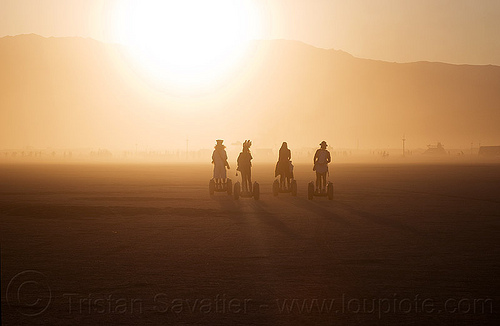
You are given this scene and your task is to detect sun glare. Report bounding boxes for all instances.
[110,0,259,92]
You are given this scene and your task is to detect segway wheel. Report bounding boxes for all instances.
[308,182,314,200]
[291,180,298,196]
[209,179,215,195]
[226,178,232,195]
[327,182,334,200]
[234,182,241,200]
[253,182,260,200]
[272,180,279,196]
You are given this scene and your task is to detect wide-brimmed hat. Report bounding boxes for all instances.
[319,141,327,146]
[216,139,224,145]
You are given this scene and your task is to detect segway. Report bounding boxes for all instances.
[307,181,333,200]
[272,178,297,196]
[234,181,260,200]
[209,178,232,196]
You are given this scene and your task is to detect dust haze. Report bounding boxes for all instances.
[2,31,500,326]
[1,35,499,163]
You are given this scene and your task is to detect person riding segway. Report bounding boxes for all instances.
[209,139,232,195]
[273,142,297,196]
[234,140,259,200]
[308,141,333,200]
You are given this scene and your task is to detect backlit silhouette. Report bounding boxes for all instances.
[275,142,293,188]
[313,141,331,193]
[237,140,253,193]
[212,139,230,185]
[273,142,297,196]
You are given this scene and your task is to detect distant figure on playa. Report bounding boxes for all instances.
[313,141,331,193]
[212,139,230,185]
[275,142,293,189]
[237,140,253,193]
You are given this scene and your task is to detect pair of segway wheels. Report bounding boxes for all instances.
[234,181,260,200]
[308,181,333,200]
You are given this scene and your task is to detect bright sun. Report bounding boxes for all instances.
[111,0,259,91]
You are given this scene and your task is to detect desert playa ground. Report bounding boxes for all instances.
[1,163,499,325]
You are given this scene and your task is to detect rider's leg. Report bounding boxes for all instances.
[316,172,321,191]
[241,172,247,192]
[321,174,327,192]
[248,169,252,193]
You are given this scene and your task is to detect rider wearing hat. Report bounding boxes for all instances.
[313,141,331,193]
[212,139,230,185]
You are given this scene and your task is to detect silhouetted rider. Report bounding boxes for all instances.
[275,142,293,189]
[237,140,253,193]
[212,139,230,186]
[313,141,331,193]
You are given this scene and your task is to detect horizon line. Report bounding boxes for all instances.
[2,33,499,68]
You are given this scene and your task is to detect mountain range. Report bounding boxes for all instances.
[1,34,499,150]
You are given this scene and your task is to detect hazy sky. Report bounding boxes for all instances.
[1,0,499,65]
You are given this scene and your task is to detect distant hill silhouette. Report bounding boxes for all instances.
[1,34,499,150]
